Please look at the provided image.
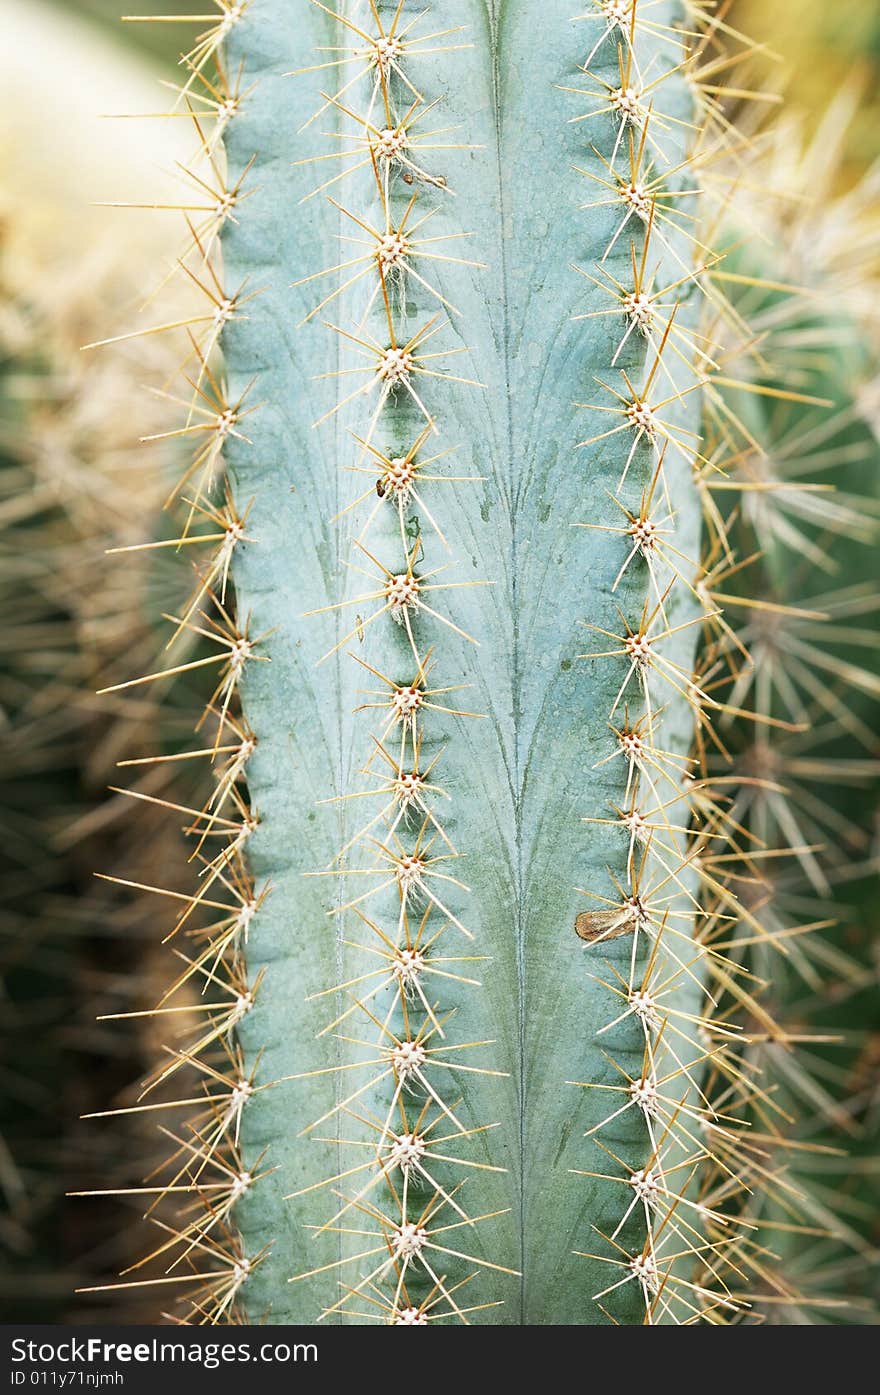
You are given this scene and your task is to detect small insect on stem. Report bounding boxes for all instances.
[574,907,638,944]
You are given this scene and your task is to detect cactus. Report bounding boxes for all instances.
[88,0,879,1324]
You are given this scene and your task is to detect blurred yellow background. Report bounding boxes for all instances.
[737,0,880,182]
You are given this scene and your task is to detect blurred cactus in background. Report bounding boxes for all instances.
[694,108,880,1316]
[0,0,203,1319]
[701,106,880,1317]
